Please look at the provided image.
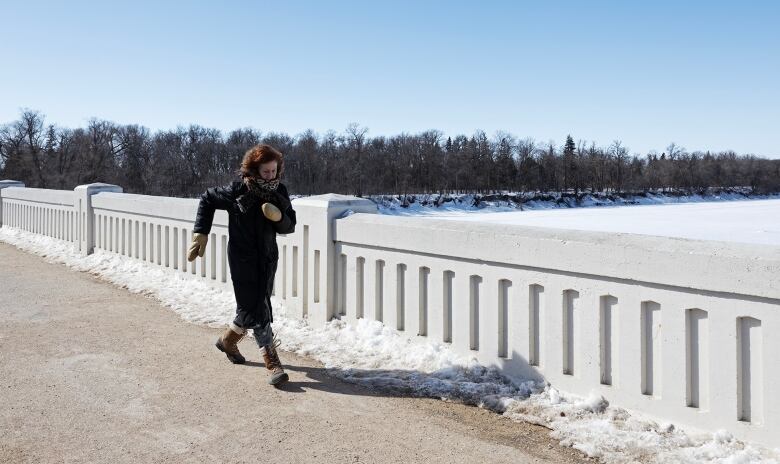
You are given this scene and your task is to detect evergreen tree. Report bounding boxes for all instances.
[563,135,576,191]
[564,135,576,156]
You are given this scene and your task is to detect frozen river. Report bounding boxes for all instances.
[429,199,780,246]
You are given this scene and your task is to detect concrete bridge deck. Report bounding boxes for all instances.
[0,242,584,464]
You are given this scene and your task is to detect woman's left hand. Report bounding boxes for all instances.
[262,203,282,222]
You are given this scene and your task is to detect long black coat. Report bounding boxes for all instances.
[193,181,296,329]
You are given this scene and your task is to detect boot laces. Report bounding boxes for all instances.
[263,335,283,371]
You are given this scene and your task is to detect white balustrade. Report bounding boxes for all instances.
[1,181,779,448]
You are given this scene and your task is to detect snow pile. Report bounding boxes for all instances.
[2,226,779,463]
[503,389,777,463]
[0,228,237,326]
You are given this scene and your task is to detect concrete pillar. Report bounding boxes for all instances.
[0,180,25,228]
[74,183,123,256]
[288,194,376,328]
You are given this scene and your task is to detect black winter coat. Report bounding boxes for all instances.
[193,181,296,329]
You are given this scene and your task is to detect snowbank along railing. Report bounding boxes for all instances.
[2,180,779,448]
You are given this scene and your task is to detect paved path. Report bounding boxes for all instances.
[0,241,586,464]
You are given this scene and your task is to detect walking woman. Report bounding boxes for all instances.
[187,144,296,386]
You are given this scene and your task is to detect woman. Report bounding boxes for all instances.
[187,144,296,386]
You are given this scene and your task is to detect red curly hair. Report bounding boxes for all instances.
[240,144,284,179]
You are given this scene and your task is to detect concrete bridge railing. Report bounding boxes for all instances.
[2,180,779,448]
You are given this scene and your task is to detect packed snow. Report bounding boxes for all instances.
[2,226,779,464]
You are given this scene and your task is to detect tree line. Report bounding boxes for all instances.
[1,110,778,198]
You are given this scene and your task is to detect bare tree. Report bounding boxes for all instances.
[609,140,628,193]
[345,123,369,196]
[493,131,516,191]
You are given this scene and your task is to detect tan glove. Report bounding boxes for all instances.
[261,203,282,222]
[187,233,208,262]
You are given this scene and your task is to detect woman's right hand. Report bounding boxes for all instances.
[187,233,208,261]
[270,190,292,211]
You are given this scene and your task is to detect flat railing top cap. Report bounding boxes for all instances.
[293,194,376,207]
[0,187,74,204]
[91,193,200,216]
[75,183,122,191]
[0,180,24,187]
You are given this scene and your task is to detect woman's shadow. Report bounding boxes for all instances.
[239,361,432,397]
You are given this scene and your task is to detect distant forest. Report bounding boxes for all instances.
[2,110,779,198]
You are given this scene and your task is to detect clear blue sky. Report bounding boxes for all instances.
[1,0,778,158]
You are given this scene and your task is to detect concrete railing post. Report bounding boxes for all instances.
[0,180,25,228]
[74,183,123,256]
[288,194,377,328]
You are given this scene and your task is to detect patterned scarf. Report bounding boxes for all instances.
[236,176,279,213]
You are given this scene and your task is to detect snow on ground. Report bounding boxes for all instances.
[378,194,780,247]
[2,227,779,464]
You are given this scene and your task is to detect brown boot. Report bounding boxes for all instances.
[215,327,246,364]
[262,339,289,386]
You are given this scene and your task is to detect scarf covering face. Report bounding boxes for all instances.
[236,176,280,213]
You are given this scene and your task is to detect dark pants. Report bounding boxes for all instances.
[251,324,274,347]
